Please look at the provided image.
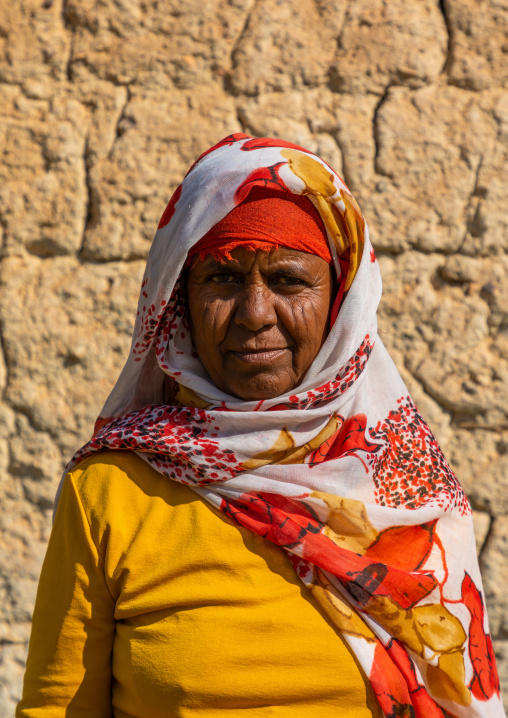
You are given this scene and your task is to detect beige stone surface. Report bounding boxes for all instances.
[230,0,343,95]
[472,510,491,555]
[444,0,508,91]
[329,0,448,95]
[1,0,507,712]
[495,640,508,711]
[0,255,144,454]
[481,515,508,637]
[370,85,508,255]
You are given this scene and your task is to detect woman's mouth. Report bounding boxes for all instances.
[230,348,290,364]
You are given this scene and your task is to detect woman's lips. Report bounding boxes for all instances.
[230,348,290,364]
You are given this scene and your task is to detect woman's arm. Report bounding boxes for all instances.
[16,472,115,717]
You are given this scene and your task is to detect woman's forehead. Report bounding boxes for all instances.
[189,247,330,274]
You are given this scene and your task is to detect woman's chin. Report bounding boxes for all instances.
[220,371,297,402]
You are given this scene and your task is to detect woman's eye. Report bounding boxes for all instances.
[209,273,235,284]
[277,275,305,286]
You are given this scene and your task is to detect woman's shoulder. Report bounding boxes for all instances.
[64,450,198,533]
[69,449,154,485]
[68,450,160,499]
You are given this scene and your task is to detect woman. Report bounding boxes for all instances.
[18,134,503,717]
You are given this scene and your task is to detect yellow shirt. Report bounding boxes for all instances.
[18,451,380,717]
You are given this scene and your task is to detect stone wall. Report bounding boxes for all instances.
[1,0,507,712]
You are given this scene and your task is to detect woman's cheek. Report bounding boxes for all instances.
[204,299,235,344]
[282,296,319,339]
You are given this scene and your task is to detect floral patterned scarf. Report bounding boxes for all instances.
[69,135,503,717]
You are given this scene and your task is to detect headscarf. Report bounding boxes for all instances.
[187,185,332,264]
[68,135,502,717]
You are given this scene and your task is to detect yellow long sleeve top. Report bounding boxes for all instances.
[17,451,380,718]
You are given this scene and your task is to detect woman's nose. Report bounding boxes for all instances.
[234,283,277,331]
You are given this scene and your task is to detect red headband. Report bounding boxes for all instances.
[187,187,332,264]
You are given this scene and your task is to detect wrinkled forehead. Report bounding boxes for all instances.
[187,245,335,278]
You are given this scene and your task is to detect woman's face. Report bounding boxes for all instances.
[187,246,334,400]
